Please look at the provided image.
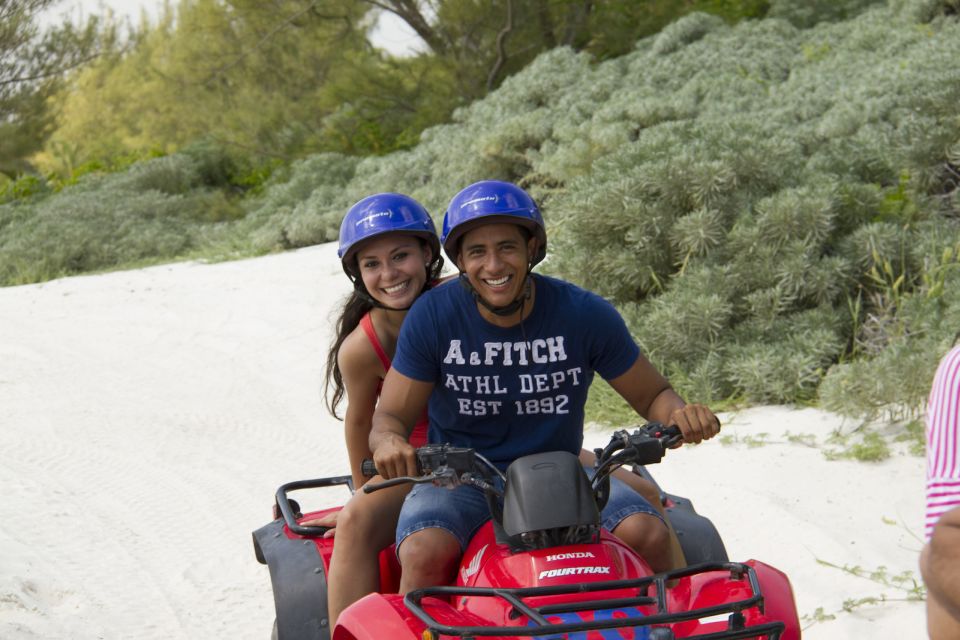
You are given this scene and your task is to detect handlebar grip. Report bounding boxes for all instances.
[662,424,682,438]
[361,459,378,477]
[661,424,683,448]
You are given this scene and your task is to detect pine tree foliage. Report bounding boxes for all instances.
[2,0,959,415]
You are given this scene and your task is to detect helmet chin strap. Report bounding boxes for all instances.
[458,270,532,317]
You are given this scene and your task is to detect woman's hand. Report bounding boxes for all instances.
[299,511,339,538]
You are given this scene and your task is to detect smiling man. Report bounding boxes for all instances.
[369,180,720,593]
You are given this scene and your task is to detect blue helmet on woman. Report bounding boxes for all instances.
[338,193,441,280]
[441,181,547,267]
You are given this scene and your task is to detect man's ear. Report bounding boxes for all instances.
[527,236,539,267]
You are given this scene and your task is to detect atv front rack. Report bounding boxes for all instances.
[405,561,785,639]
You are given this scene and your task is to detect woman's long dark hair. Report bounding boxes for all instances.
[323,238,443,419]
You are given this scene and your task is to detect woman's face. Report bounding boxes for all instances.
[355,234,432,309]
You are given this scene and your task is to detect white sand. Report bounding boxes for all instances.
[0,243,926,638]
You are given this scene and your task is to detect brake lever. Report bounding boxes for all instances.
[640,422,684,448]
[363,474,435,494]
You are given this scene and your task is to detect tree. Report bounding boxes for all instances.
[0,0,110,177]
[41,0,374,171]
[37,0,780,172]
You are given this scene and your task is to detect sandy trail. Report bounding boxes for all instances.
[0,244,925,638]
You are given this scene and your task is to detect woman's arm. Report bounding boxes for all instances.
[338,331,386,489]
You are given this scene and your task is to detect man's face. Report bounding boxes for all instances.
[456,222,537,310]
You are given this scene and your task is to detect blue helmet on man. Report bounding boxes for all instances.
[441,181,547,267]
[338,193,441,279]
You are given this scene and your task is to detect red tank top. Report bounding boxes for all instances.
[359,312,428,447]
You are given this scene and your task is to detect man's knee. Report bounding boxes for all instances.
[398,528,461,589]
[612,513,670,569]
[616,512,669,544]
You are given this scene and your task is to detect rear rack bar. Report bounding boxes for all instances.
[404,561,785,639]
[274,475,353,537]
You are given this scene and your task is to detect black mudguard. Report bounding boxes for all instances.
[663,493,729,565]
[253,519,330,640]
[631,465,729,565]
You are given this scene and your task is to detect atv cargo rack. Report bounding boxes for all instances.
[404,561,785,639]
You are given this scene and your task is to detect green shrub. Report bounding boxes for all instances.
[768,0,885,28]
[3,2,959,418]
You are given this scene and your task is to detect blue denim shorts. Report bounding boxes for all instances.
[396,467,664,552]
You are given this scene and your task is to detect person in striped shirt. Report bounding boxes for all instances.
[920,342,960,639]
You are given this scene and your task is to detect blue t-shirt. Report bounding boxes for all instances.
[391,274,641,469]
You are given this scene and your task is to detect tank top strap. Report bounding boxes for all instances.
[359,312,392,372]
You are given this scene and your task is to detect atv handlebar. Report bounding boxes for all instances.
[590,422,681,511]
[360,459,378,478]
[361,423,683,498]
[361,444,504,495]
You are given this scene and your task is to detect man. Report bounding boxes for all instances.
[920,343,960,639]
[370,180,720,593]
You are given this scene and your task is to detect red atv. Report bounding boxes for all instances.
[253,424,801,639]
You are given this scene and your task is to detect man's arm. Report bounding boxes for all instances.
[606,355,720,444]
[369,367,434,479]
[922,506,960,638]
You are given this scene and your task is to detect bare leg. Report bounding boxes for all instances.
[397,528,461,593]
[325,482,409,627]
[611,512,672,573]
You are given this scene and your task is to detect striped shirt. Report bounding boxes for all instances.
[926,345,960,541]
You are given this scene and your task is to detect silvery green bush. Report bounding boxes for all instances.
[2,0,958,416]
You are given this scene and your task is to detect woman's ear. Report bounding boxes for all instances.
[423,243,433,267]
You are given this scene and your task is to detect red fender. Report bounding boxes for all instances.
[332,594,423,640]
[667,560,800,639]
[745,560,801,640]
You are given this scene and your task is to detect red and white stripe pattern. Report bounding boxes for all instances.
[926,345,960,541]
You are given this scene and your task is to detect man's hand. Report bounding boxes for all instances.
[668,403,720,445]
[372,432,418,479]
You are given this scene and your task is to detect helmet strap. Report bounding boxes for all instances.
[458,270,532,318]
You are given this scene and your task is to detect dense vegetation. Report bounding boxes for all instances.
[1,0,958,421]
[6,0,771,177]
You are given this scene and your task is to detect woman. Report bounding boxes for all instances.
[308,192,444,628]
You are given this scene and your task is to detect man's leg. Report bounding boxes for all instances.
[599,473,673,573]
[395,481,493,593]
[398,528,461,593]
[611,513,672,573]
[580,449,686,569]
